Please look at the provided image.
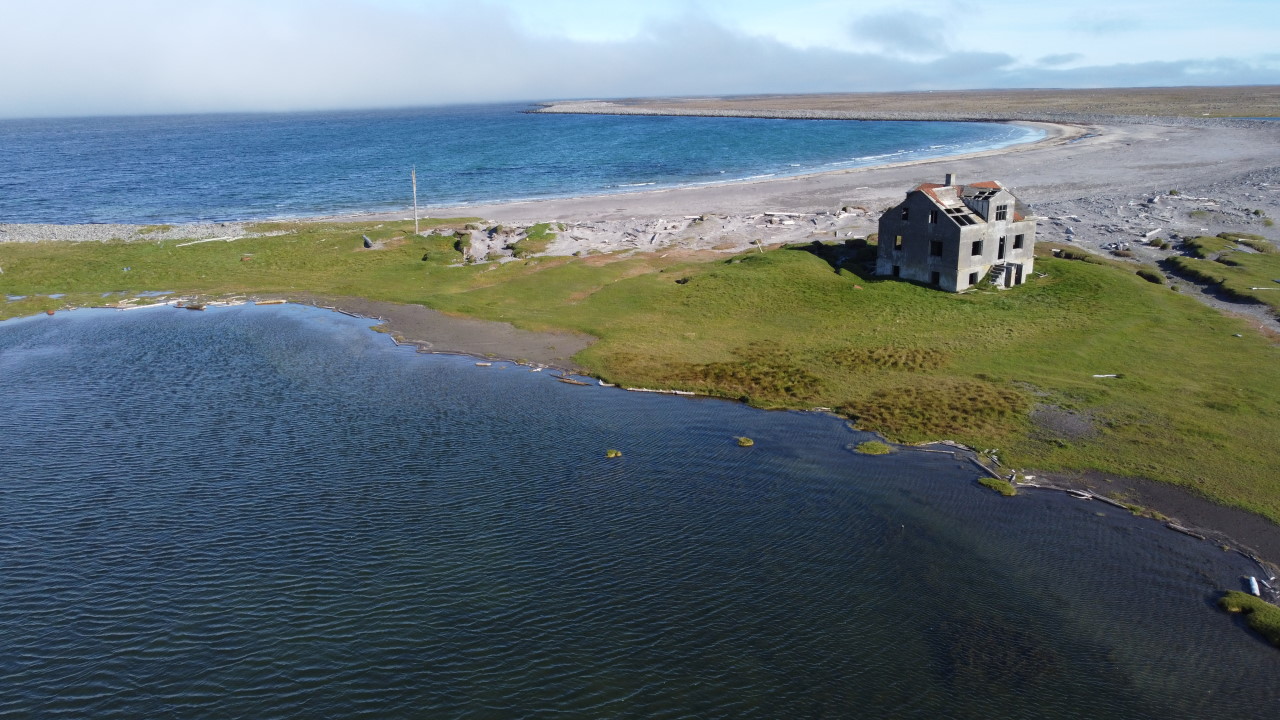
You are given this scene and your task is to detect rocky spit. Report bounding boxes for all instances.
[532,100,1278,130]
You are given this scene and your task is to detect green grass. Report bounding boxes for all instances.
[978,477,1018,496]
[1219,591,1280,647]
[1171,234,1280,313]
[1136,268,1164,284]
[1183,234,1237,259]
[855,440,893,455]
[510,223,558,258]
[4,225,1280,523]
[1221,231,1276,254]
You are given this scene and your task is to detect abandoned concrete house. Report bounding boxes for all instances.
[876,175,1036,292]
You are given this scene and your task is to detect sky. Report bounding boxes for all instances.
[2,0,1278,118]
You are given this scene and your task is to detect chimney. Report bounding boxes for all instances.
[944,173,957,186]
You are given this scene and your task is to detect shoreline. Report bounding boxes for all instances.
[13,285,1280,573]
[7,106,1280,573]
[319,118,1080,225]
[0,116,1067,238]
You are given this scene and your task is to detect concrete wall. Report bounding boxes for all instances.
[876,188,1037,291]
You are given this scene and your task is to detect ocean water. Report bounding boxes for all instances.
[0,104,1040,224]
[1,304,1277,719]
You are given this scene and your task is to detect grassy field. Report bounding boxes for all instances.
[3,220,1280,521]
[1170,233,1280,313]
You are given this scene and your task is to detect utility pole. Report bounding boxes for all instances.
[411,166,419,235]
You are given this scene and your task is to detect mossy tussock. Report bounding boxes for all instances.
[1169,233,1280,314]
[979,477,1018,496]
[841,377,1028,442]
[827,345,950,372]
[1219,591,1280,647]
[510,223,558,258]
[604,347,825,403]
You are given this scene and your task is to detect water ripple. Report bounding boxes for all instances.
[1,305,1277,718]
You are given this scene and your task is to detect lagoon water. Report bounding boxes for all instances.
[0,104,1039,224]
[2,304,1278,718]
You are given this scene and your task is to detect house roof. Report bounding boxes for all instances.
[911,180,1027,223]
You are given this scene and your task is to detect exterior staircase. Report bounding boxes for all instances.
[988,263,1009,288]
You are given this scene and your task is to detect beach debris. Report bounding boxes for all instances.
[625,387,695,396]
[174,236,243,247]
[605,449,622,459]
[475,362,493,366]
[1091,373,1121,378]
[736,436,754,447]
[1166,523,1207,540]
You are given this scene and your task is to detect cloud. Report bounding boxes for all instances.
[1,1,1277,119]
[848,11,950,56]
[996,57,1280,89]
[1037,53,1084,67]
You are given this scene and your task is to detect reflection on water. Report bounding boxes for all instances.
[0,305,1276,718]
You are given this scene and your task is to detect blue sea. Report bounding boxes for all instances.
[1,305,1278,718]
[0,103,1040,224]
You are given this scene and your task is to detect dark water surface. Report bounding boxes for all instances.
[1,305,1277,718]
[0,105,1039,224]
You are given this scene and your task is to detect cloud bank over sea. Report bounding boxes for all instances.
[4,0,1278,118]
